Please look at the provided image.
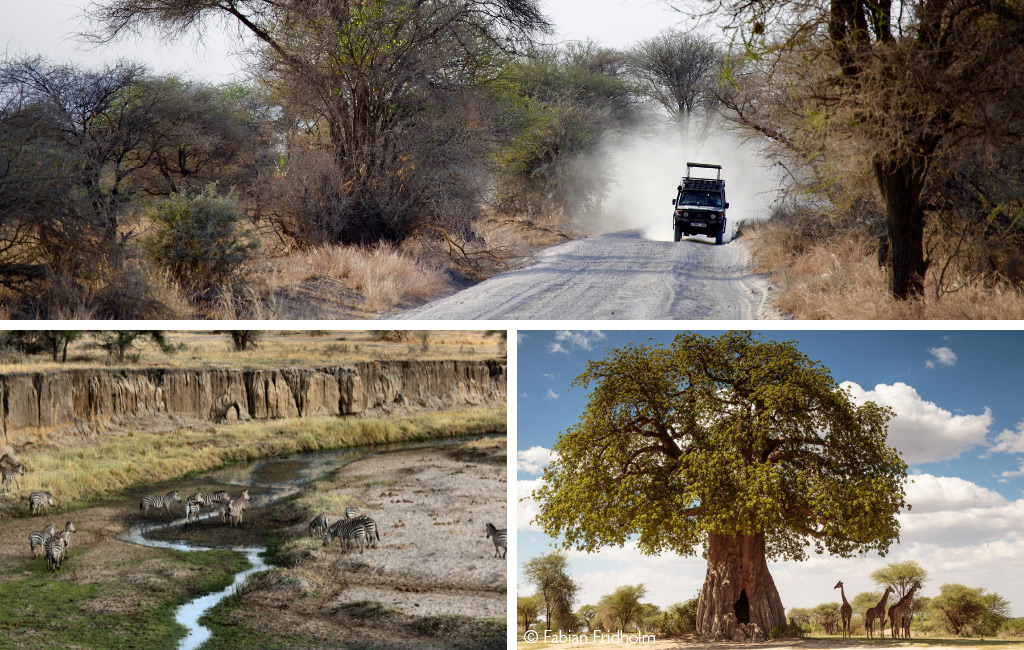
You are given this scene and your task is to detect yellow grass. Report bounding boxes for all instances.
[745,223,1024,319]
[0,406,505,515]
[0,330,506,373]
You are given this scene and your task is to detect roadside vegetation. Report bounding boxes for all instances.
[0,407,505,516]
[0,329,505,372]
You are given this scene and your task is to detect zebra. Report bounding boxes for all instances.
[308,513,328,537]
[29,523,56,558]
[56,521,77,549]
[45,531,71,573]
[352,514,380,549]
[2,463,24,492]
[485,523,507,559]
[227,490,250,527]
[29,491,55,516]
[343,506,359,519]
[140,490,180,518]
[323,518,369,554]
[185,492,211,524]
[208,490,231,506]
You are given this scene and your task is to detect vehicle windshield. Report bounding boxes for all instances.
[678,190,722,207]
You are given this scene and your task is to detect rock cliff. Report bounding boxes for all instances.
[0,360,505,445]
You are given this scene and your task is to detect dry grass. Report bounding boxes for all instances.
[0,406,505,516]
[250,243,447,314]
[745,222,1024,319]
[0,330,506,373]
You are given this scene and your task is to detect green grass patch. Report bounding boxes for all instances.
[0,548,248,650]
[1,407,505,517]
[197,586,317,650]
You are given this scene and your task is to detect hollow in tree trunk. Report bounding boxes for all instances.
[696,533,786,640]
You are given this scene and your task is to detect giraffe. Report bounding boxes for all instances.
[888,581,923,639]
[834,580,852,639]
[865,586,894,639]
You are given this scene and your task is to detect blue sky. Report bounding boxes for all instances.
[517,330,1024,615]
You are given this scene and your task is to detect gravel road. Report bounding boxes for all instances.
[393,230,784,320]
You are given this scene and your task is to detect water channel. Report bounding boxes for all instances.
[116,435,491,650]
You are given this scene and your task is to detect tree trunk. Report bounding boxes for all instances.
[873,152,932,300]
[696,533,786,640]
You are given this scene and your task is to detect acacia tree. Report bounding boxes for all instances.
[598,584,649,632]
[532,331,908,640]
[684,0,1024,299]
[522,551,580,632]
[871,560,928,600]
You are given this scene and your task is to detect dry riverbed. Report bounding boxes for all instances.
[0,437,507,649]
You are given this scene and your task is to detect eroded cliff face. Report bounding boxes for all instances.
[0,360,505,445]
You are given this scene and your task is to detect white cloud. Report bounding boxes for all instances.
[518,446,557,475]
[554,330,606,351]
[518,478,545,531]
[925,346,957,369]
[842,381,992,463]
[545,388,560,400]
[999,459,1024,483]
[903,474,1007,514]
[984,420,1024,457]
[542,373,554,380]
[549,342,569,355]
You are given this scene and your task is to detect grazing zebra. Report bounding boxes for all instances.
[308,513,328,538]
[351,514,380,548]
[343,506,359,519]
[485,523,507,559]
[140,490,180,518]
[2,463,24,492]
[29,491,55,516]
[227,490,250,527]
[323,518,369,554]
[29,523,56,558]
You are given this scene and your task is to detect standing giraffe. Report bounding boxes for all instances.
[834,580,852,639]
[888,581,923,639]
[865,586,894,639]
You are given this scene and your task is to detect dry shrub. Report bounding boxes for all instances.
[746,222,1024,319]
[251,243,446,312]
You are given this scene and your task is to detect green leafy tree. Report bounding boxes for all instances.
[930,584,1011,637]
[522,551,580,632]
[518,593,545,632]
[531,331,908,639]
[226,331,261,352]
[597,584,649,632]
[851,591,883,634]
[871,561,929,601]
[96,331,175,362]
[812,602,841,635]
[576,604,598,632]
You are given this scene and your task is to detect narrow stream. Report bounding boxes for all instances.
[116,435,492,650]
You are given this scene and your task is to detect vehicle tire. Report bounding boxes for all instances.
[715,228,724,245]
[674,224,683,242]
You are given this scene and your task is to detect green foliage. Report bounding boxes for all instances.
[227,331,261,352]
[532,331,908,562]
[812,602,841,635]
[95,331,175,363]
[657,598,699,636]
[1000,617,1024,637]
[519,593,545,631]
[522,551,580,631]
[871,560,929,600]
[930,583,1011,637]
[596,584,649,632]
[143,185,257,302]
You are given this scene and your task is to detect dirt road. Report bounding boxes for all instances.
[515,636,1024,650]
[393,231,784,320]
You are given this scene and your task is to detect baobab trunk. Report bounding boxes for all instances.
[696,533,786,640]
[874,149,934,300]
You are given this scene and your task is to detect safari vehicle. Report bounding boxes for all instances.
[672,162,728,245]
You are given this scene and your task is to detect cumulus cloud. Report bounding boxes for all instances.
[926,346,957,369]
[518,478,545,531]
[903,474,1007,514]
[983,420,1024,457]
[518,446,557,475]
[998,459,1024,483]
[545,388,560,400]
[842,381,992,463]
[549,330,606,354]
[549,343,569,355]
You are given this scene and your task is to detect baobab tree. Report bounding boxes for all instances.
[531,331,908,639]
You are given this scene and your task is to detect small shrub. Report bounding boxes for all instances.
[143,186,258,303]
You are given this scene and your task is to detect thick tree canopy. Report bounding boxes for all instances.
[532,331,908,560]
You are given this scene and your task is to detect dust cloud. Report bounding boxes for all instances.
[594,125,783,242]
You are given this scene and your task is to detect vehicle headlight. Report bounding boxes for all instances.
[683,211,688,218]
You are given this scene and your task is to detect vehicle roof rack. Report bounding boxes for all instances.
[685,162,722,180]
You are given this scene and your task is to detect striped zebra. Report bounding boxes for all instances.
[2,463,24,492]
[323,517,368,554]
[185,492,211,524]
[29,523,56,558]
[45,531,70,573]
[343,506,359,519]
[140,490,180,518]
[208,490,231,506]
[308,513,328,537]
[29,491,55,516]
[485,523,507,559]
[352,514,380,549]
[227,490,250,527]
